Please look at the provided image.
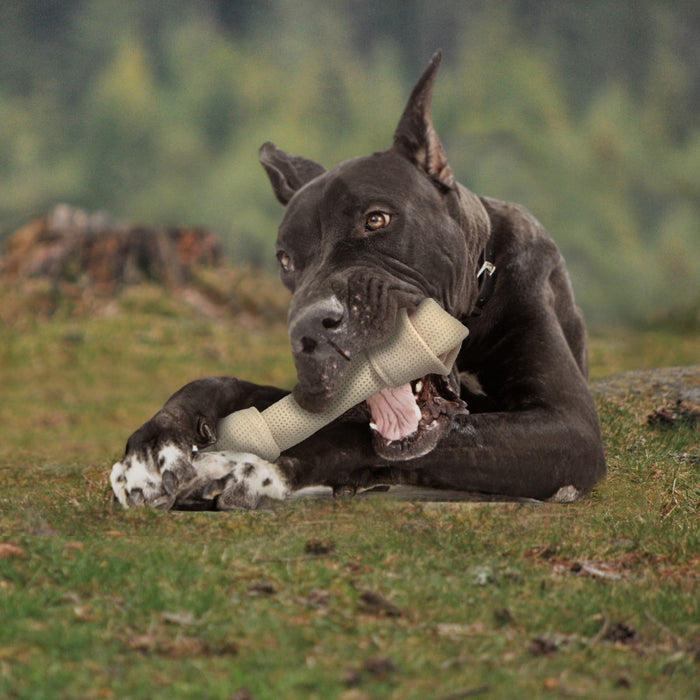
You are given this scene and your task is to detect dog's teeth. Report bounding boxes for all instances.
[414,380,423,394]
[369,422,380,432]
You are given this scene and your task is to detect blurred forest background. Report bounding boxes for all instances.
[0,0,697,326]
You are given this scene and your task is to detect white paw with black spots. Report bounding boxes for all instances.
[110,447,289,510]
[185,452,290,510]
[110,442,197,510]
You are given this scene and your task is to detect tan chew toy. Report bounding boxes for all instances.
[206,298,469,461]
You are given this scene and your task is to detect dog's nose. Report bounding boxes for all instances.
[289,296,347,357]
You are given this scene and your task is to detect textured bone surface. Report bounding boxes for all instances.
[208,298,468,460]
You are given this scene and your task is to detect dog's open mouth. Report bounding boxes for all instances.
[364,374,467,460]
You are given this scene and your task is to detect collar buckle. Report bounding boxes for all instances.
[477,260,496,278]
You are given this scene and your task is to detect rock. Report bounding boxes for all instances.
[589,365,700,403]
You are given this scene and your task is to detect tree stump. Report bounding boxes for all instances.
[0,204,224,294]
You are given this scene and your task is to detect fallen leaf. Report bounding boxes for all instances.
[494,608,515,626]
[304,588,331,608]
[160,611,196,626]
[524,545,558,559]
[571,561,623,581]
[339,690,370,700]
[304,538,335,555]
[63,541,85,552]
[362,657,396,678]
[358,590,402,617]
[605,621,637,644]
[436,622,486,638]
[529,636,559,657]
[248,581,276,596]
[341,668,362,687]
[127,633,211,658]
[228,688,254,700]
[73,605,96,622]
[163,636,206,658]
[61,592,82,605]
[0,543,25,559]
[470,565,497,585]
[128,634,157,653]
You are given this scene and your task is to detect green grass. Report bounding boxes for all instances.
[0,280,698,699]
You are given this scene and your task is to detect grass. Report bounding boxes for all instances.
[0,278,698,699]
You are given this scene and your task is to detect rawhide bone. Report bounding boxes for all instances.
[206,298,469,461]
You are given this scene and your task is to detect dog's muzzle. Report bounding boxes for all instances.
[207,299,468,461]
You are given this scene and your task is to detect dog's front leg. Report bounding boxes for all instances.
[110,377,289,508]
[413,405,607,501]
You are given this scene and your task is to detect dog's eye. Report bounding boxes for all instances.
[277,250,294,272]
[365,211,391,231]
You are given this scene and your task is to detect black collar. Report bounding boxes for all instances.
[470,232,496,316]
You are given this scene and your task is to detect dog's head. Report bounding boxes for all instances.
[259,52,490,458]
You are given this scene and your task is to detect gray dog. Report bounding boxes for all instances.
[111,52,606,510]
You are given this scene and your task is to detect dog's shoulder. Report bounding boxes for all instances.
[478,195,563,273]
[478,196,550,245]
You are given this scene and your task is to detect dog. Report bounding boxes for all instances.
[111,51,606,510]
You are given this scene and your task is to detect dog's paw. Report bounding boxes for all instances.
[111,447,290,511]
[110,442,197,510]
[186,451,290,510]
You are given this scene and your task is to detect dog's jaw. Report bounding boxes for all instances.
[362,374,468,461]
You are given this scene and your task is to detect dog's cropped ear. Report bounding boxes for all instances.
[392,50,454,190]
[259,142,326,205]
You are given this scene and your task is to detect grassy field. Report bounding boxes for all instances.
[0,280,698,699]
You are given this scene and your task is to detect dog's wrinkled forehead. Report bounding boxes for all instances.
[278,151,445,244]
[324,152,436,203]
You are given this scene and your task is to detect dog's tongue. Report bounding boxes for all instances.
[366,383,421,442]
